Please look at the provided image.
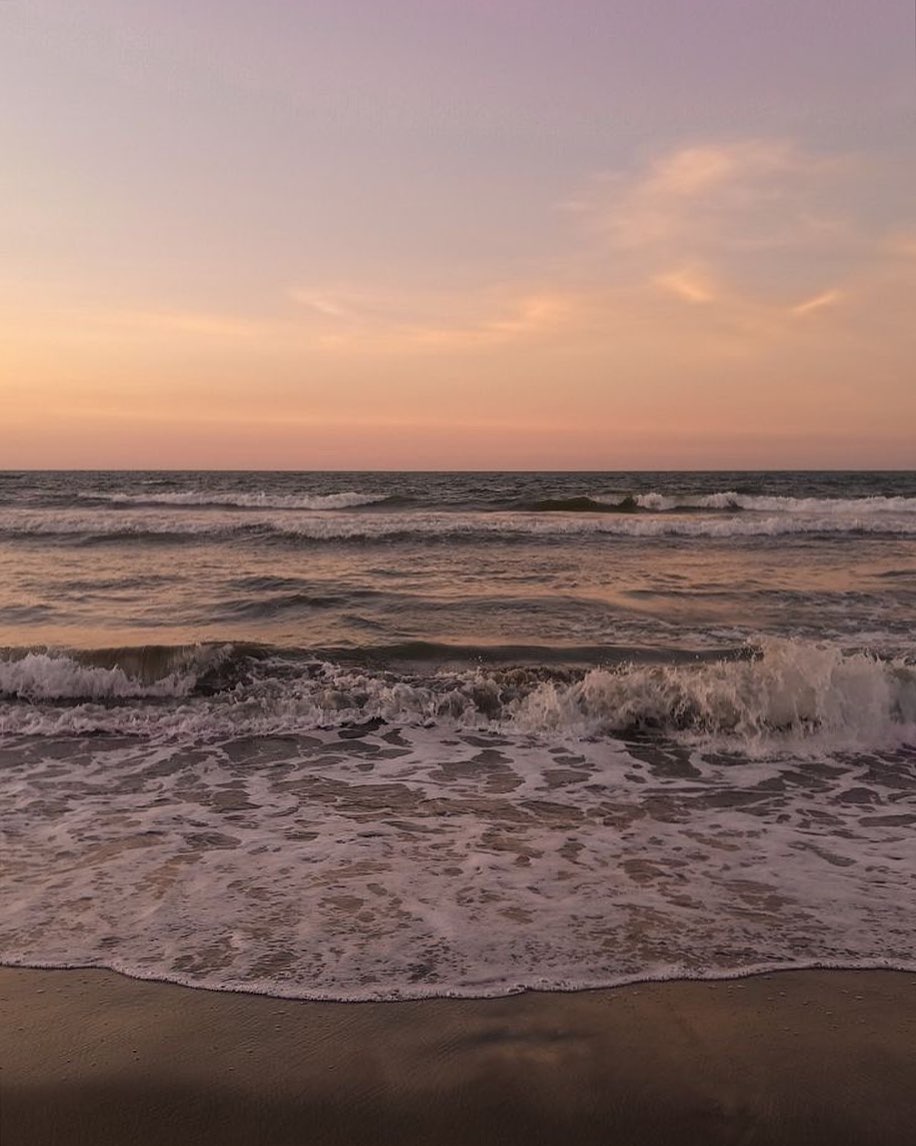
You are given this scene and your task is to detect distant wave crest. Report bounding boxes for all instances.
[3,506,916,544]
[76,490,397,511]
[21,487,916,518]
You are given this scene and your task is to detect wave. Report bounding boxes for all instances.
[75,490,400,511]
[0,640,731,700]
[1,639,913,749]
[0,644,235,700]
[6,956,914,1004]
[3,509,916,544]
[27,487,916,517]
[633,492,916,514]
[524,492,916,515]
[520,495,640,513]
[519,493,736,513]
[210,592,350,620]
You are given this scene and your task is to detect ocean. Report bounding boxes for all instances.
[1,470,914,999]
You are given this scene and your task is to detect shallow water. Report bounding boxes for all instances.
[1,471,914,997]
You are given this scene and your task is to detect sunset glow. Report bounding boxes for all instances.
[2,1,913,468]
[3,7,916,1122]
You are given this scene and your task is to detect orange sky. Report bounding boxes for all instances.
[2,3,914,469]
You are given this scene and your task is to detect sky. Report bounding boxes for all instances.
[2,0,914,469]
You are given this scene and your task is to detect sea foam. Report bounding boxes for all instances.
[1,639,912,751]
[3,506,916,543]
[2,712,913,1001]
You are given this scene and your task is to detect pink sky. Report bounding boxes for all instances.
[2,1,914,468]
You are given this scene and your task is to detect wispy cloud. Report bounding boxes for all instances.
[581,139,850,257]
[654,268,717,304]
[553,137,916,346]
[9,137,908,379]
[288,291,352,319]
[284,281,581,353]
[792,289,842,317]
[270,139,912,360]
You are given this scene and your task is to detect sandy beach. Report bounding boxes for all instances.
[2,966,914,1145]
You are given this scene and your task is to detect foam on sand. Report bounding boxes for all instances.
[1,715,913,999]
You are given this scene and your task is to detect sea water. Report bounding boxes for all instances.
[1,470,914,998]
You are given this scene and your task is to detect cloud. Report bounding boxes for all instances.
[644,145,743,197]
[289,291,351,319]
[654,268,716,304]
[791,289,842,317]
[555,136,916,349]
[284,280,582,354]
[586,139,848,256]
[274,138,912,361]
[13,137,905,379]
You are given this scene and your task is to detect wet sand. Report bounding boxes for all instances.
[2,967,915,1145]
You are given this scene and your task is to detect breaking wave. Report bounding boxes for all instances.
[3,509,915,544]
[76,490,398,511]
[521,496,641,513]
[524,492,916,515]
[0,644,238,701]
[14,486,916,518]
[1,639,913,749]
[633,492,916,514]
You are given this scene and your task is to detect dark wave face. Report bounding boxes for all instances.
[1,470,915,1003]
[519,495,642,512]
[1,638,913,740]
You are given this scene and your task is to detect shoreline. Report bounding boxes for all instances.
[3,955,916,1002]
[3,966,915,1145]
